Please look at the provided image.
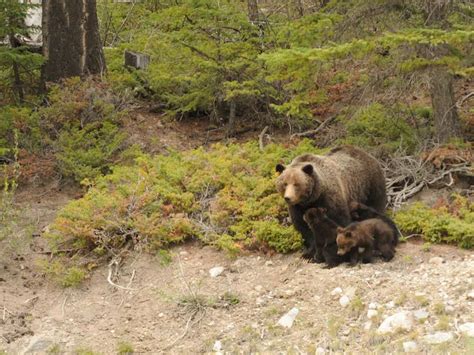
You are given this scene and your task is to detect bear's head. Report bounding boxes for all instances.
[336,227,356,255]
[303,207,327,225]
[275,163,319,205]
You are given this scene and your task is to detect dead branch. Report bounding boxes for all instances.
[259,126,269,151]
[290,116,336,139]
[107,258,138,292]
[382,151,472,209]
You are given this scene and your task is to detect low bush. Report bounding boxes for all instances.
[46,141,321,262]
[395,195,473,249]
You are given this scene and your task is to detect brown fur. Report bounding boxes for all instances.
[336,218,396,263]
[303,208,347,267]
[275,146,387,264]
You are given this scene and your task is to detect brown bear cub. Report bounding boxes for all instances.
[349,201,400,246]
[336,218,397,263]
[303,208,348,267]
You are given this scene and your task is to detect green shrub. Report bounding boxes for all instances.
[341,103,417,155]
[395,196,474,249]
[46,141,321,266]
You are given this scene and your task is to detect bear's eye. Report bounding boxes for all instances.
[293,183,299,188]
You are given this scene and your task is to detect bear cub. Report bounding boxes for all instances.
[303,207,347,267]
[336,218,397,263]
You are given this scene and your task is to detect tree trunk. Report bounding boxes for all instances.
[42,0,105,83]
[422,0,461,143]
[227,100,237,137]
[247,0,259,23]
[429,65,461,143]
[8,34,24,103]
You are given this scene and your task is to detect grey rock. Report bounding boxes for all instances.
[422,331,454,344]
[377,311,414,334]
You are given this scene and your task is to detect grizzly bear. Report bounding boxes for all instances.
[349,201,400,246]
[303,207,348,267]
[336,218,396,262]
[275,145,386,263]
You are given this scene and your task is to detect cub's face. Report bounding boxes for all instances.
[275,163,315,205]
[336,229,356,255]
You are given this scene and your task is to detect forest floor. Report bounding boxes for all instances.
[1,112,473,354]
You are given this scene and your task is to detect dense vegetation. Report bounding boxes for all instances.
[0,1,472,282]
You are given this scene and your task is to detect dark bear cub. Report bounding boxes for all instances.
[336,218,396,262]
[350,201,400,246]
[303,208,347,267]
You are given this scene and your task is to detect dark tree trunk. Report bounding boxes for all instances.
[429,66,461,143]
[42,0,105,83]
[227,100,237,137]
[8,34,24,103]
[247,0,259,23]
[422,0,461,143]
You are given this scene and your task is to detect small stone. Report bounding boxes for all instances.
[377,311,414,334]
[342,328,351,336]
[422,331,454,344]
[277,307,299,328]
[179,251,188,256]
[459,322,474,337]
[209,266,225,278]
[467,290,474,300]
[255,297,265,306]
[368,302,379,310]
[213,340,222,351]
[429,256,444,265]
[339,295,350,307]
[158,313,164,318]
[367,309,378,319]
[315,347,325,355]
[331,287,343,296]
[265,260,274,266]
[364,321,372,331]
[415,291,426,297]
[254,285,263,292]
[403,341,418,352]
[385,301,395,309]
[413,309,429,321]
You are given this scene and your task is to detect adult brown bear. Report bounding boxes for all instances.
[275,146,386,264]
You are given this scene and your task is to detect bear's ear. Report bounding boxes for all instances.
[345,231,352,238]
[336,227,344,233]
[302,164,313,175]
[276,164,285,174]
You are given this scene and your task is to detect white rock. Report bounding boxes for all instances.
[368,302,379,310]
[367,309,378,319]
[459,322,474,337]
[209,266,225,277]
[377,311,414,334]
[254,285,263,292]
[429,256,444,265]
[415,291,426,297]
[331,287,343,296]
[339,295,350,307]
[403,341,418,353]
[413,309,429,321]
[213,340,222,351]
[315,347,325,355]
[364,321,372,331]
[422,331,454,344]
[385,301,395,309]
[277,307,299,328]
[265,260,274,266]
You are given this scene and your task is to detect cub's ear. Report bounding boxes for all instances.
[276,164,285,174]
[302,164,313,175]
[345,231,352,238]
[336,227,344,233]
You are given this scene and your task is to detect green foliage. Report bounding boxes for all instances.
[1,78,128,184]
[341,103,417,154]
[46,141,321,268]
[395,196,474,249]
[117,342,134,355]
[0,0,43,104]
[39,259,87,288]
